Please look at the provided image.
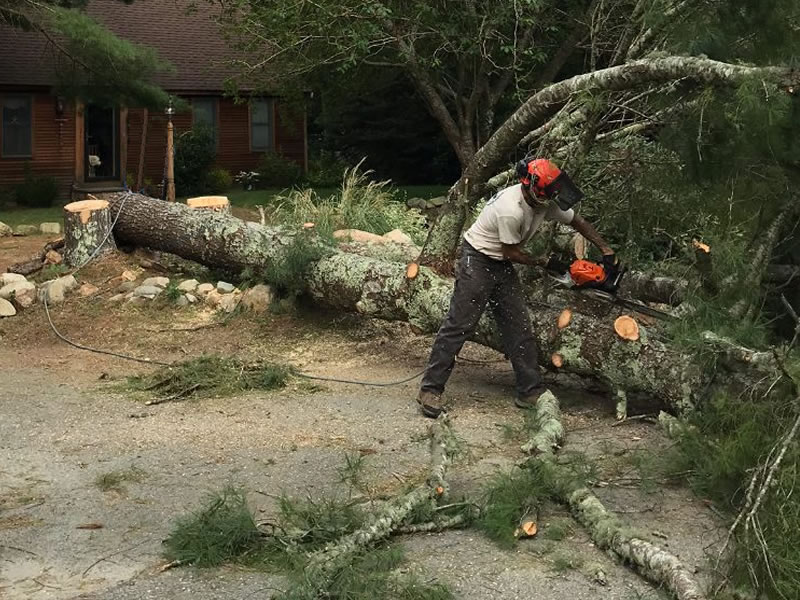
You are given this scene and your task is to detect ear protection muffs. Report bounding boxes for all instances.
[516,159,538,188]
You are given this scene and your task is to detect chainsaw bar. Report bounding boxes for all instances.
[577,289,675,321]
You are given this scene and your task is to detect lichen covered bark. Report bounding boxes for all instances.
[63,204,117,267]
[527,393,708,600]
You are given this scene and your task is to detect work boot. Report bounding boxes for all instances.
[514,389,542,410]
[417,390,446,419]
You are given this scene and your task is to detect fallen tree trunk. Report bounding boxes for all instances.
[106,193,790,415]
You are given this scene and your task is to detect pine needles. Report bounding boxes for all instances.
[127,355,294,402]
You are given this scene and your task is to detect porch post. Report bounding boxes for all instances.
[165,100,175,202]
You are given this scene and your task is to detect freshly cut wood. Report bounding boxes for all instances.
[63,200,117,267]
[186,196,230,213]
[614,315,640,341]
[551,353,564,368]
[692,239,717,294]
[557,309,572,329]
[406,262,419,280]
[303,222,315,229]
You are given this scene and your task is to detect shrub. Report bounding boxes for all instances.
[175,125,216,197]
[306,150,353,188]
[256,151,303,188]
[205,167,233,194]
[14,163,59,208]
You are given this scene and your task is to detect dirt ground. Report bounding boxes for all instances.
[0,240,724,600]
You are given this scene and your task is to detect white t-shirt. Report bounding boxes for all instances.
[463,184,575,260]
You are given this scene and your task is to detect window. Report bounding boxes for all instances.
[191,97,217,143]
[2,96,32,157]
[250,98,274,152]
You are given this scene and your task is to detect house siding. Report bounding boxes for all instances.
[0,92,76,198]
[125,96,306,193]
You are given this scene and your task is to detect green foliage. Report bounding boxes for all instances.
[541,519,573,541]
[272,163,427,244]
[164,487,261,567]
[256,152,304,188]
[14,164,59,208]
[671,390,800,598]
[94,466,145,492]
[162,282,183,304]
[261,232,332,298]
[336,452,367,492]
[205,168,233,194]
[127,355,294,401]
[551,552,584,573]
[175,126,217,197]
[477,468,546,549]
[305,150,353,188]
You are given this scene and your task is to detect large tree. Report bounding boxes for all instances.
[1,0,171,107]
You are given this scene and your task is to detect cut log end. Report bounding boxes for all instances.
[65,199,109,225]
[551,353,564,368]
[186,196,231,213]
[614,315,640,341]
[557,309,572,329]
[406,262,419,280]
[692,239,711,254]
[303,222,316,229]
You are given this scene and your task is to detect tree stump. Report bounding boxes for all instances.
[186,196,231,213]
[63,200,117,267]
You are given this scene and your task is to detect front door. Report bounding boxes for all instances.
[85,104,119,181]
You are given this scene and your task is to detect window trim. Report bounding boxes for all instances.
[1,94,34,159]
[249,97,275,153]
[191,96,218,147]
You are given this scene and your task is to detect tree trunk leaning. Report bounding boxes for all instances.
[63,199,117,268]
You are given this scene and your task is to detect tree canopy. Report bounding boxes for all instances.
[1,0,171,107]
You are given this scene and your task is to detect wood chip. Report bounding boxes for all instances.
[557,308,572,329]
[551,353,564,368]
[76,523,104,530]
[406,262,419,280]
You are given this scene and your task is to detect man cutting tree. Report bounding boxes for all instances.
[417,158,618,418]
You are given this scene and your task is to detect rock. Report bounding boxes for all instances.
[196,283,215,296]
[205,290,222,307]
[39,275,78,304]
[108,293,126,302]
[241,284,275,314]
[333,229,388,244]
[405,197,426,210]
[40,222,61,235]
[185,293,198,304]
[133,285,163,298]
[177,279,199,292]
[11,286,36,310]
[0,221,12,237]
[218,293,241,313]
[121,270,137,282]
[45,250,63,265]
[0,280,36,300]
[0,273,27,286]
[0,298,16,317]
[14,224,39,236]
[127,295,148,305]
[216,281,235,293]
[118,281,137,293]
[175,295,189,307]
[79,283,99,297]
[383,229,414,245]
[141,276,169,288]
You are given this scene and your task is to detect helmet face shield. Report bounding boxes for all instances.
[544,172,584,211]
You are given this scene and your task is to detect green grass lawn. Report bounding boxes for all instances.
[0,185,449,227]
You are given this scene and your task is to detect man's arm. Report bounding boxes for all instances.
[570,214,614,255]
[501,243,548,266]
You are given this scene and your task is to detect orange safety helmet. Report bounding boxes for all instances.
[516,157,584,210]
[519,158,562,197]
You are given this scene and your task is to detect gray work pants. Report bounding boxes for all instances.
[420,241,541,397]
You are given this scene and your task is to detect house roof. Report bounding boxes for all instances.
[0,0,248,93]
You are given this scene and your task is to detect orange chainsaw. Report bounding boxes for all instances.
[545,257,672,320]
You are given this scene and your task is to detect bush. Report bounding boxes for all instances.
[306,150,353,188]
[256,151,303,188]
[205,167,232,194]
[175,125,216,197]
[14,163,59,208]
